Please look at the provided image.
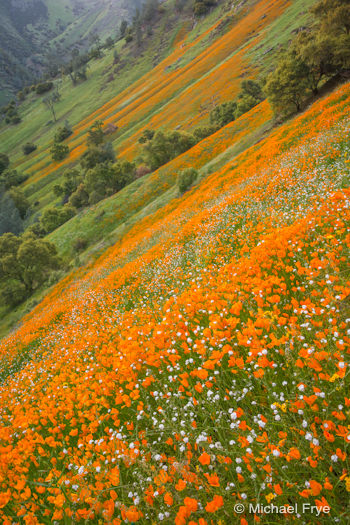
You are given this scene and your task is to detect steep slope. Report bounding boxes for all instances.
[0,83,349,524]
[0,0,142,103]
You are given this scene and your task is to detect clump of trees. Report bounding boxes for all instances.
[0,169,28,189]
[210,80,264,128]
[50,120,137,219]
[1,101,21,125]
[265,0,350,115]
[0,233,60,307]
[140,130,196,170]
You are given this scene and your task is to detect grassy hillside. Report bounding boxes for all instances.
[0,0,141,103]
[0,0,316,335]
[0,0,349,523]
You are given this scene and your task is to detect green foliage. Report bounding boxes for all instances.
[178,168,198,194]
[1,101,21,125]
[0,153,9,175]
[193,125,218,142]
[235,94,259,119]
[210,100,237,128]
[0,190,23,236]
[85,160,136,203]
[87,120,105,146]
[1,279,27,308]
[69,184,89,209]
[80,142,115,170]
[265,53,310,114]
[120,20,128,38]
[8,188,30,219]
[142,130,196,170]
[64,49,89,85]
[35,82,53,95]
[0,232,60,306]
[54,122,73,143]
[0,169,28,190]
[194,0,216,17]
[53,169,83,201]
[265,0,350,115]
[239,80,264,102]
[22,143,37,155]
[40,205,76,234]
[138,129,155,144]
[51,142,69,162]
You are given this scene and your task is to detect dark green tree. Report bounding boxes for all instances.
[210,100,237,128]
[0,154,10,175]
[0,191,23,235]
[9,188,30,219]
[265,53,310,114]
[142,130,196,170]
[51,142,69,162]
[80,142,115,170]
[87,121,105,146]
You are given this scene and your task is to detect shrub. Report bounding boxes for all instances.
[194,0,216,16]
[35,82,53,95]
[193,125,218,142]
[210,101,237,128]
[80,142,115,170]
[51,142,69,162]
[178,168,198,194]
[0,169,28,189]
[0,153,10,175]
[136,165,152,178]
[73,237,88,252]
[1,279,28,307]
[142,130,196,170]
[22,143,37,155]
[40,205,76,234]
[54,122,73,142]
[9,188,30,219]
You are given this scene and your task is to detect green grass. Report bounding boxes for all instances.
[248,0,316,76]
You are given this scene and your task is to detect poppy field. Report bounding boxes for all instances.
[0,77,349,525]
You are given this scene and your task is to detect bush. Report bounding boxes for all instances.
[136,165,152,178]
[210,101,237,128]
[178,168,198,194]
[80,142,115,170]
[0,153,10,175]
[142,130,196,170]
[73,237,88,252]
[40,205,76,234]
[0,169,28,189]
[69,184,89,209]
[0,233,60,306]
[35,82,53,95]
[51,142,69,162]
[193,125,218,142]
[9,188,30,219]
[22,143,37,155]
[54,122,73,143]
[194,0,216,16]
[1,278,28,307]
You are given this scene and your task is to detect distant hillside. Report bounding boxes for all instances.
[0,0,143,103]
